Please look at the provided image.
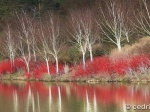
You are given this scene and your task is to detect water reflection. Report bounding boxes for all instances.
[48,87,52,112]
[0,82,150,112]
[55,86,61,112]
[13,90,18,112]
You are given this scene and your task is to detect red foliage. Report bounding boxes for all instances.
[112,58,130,75]
[112,55,150,75]
[74,55,150,76]
[0,59,25,74]
[0,54,149,78]
[0,60,14,74]
[75,57,112,76]
[32,63,64,78]
[129,55,150,70]
[0,58,65,78]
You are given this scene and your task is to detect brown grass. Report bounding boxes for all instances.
[110,37,150,58]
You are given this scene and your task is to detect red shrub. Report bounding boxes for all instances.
[32,63,64,78]
[25,72,32,78]
[14,59,25,69]
[112,58,129,75]
[112,55,150,75]
[75,55,150,76]
[129,55,150,70]
[90,57,111,74]
[0,54,149,78]
[0,60,15,74]
[74,56,111,76]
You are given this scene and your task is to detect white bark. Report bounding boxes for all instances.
[135,0,150,36]
[89,44,93,62]
[26,61,30,74]
[39,30,51,75]
[40,13,63,75]
[48,14,62,75]
[5,25,16,68]
[117,42,122,52]
[18,36,31,73]
[55,56,59,74]
[81,11,96,62]
[30,23,37,62]
[82,52,86,69]
[70,11,93,69]
[46,58,50,75]
[98,1,131,52]
[17,11,34,74]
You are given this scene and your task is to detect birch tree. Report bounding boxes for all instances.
[17,11,33,73]
[97,1,131,52]
[30,21,37,62]
[135,0,150,36]
[69,11,89,69]
[5,25,16,68]
[38,26,51,75]
[39,14,63,75]
[82,11,97,62]
[46,14,63,75]
[18,34,30,73]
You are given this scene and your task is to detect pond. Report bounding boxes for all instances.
[0,81,150,112]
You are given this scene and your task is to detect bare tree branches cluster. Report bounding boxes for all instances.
[69,9,97,69]
[3,0,150,72]
[4,11,64,75]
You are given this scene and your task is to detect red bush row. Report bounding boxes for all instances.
[74,55,150,76]
[0,59,64,78]
[0,54,150,78]
[0,59,25,74]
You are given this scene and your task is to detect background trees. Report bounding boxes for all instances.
[69,9,98,69]
[69,10,89,69]
[0,0,150,76]
[17,11,34,73]
[4,26,16,68]
[135,0,150,36]
[38,14,64,75]
[97,1,132,52]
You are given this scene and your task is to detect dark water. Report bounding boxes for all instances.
[0,81,150,112]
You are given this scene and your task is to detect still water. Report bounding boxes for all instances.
[0,81,150,112]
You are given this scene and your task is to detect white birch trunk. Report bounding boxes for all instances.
[55,56,59,74]
[82,52,86,69]
[89,45,93,62]
[117,41,122,52]
[25,60,30,74]
[46,59,50,75]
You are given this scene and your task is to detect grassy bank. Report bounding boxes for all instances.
[0,70,150,83]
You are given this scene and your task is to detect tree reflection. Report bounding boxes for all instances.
[1,82,150,112]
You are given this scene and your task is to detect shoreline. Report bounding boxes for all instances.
[1,73,150,83]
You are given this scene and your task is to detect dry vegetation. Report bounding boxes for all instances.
[110,37,150,58]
